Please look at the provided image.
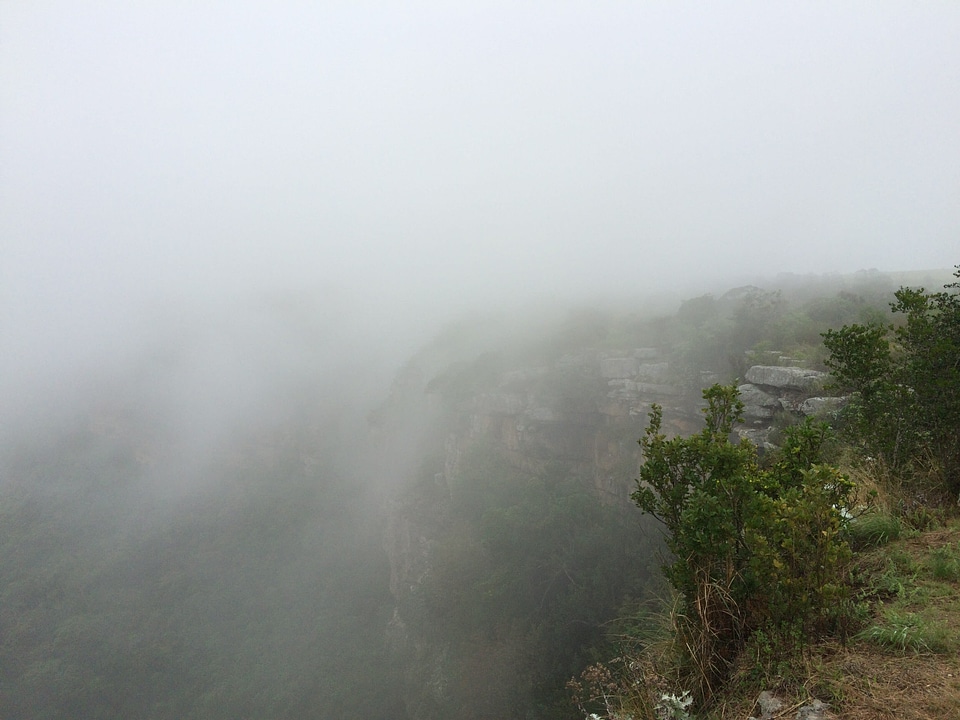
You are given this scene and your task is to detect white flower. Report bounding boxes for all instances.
[656,690,693,719]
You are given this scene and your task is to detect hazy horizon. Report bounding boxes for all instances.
[3,2,959,421]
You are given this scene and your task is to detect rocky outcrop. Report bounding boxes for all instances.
[738,383,782,421]
[421,348,704,505]
[745,365,828,393]
[799,396,847,417]
[739,366,834,422]
[737,365,845,448]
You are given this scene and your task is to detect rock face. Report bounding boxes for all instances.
[737,383,782,421]
[600,356,640,379]
[800,396,847,417]
[735,366,845,448]
[380,347,705,717]
[380,350,844,718]
[443,348,698,502]
[745,365,828,393]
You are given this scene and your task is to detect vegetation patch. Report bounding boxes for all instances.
[582,269,960,718]
[846,510,902,550]
[629,384,854,706]
[857,611,950,654]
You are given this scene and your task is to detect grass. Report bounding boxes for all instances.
[690,515,960,720]
[846,510,902,550]
[857,610,950,653]
[928,544,960,582]
[804,517,960,718]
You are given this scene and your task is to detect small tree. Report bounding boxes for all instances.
[823,266,960,496]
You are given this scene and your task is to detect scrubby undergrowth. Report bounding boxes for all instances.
[575,268,960,720]
[574,503,960,720]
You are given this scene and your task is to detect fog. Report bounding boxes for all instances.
[5,3,959,359]
[1,2,959,717]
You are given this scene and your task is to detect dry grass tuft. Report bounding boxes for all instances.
[802,519,960,720]
[816,649,960,720]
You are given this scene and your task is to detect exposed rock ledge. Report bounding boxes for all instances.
[736,366,847,450]
[748,690,835,720]
[745,365,827,393]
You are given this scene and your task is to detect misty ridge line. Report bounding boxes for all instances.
[1,266,945,483]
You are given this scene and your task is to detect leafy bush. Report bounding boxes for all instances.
[632,385,853,701]
[823,266,960,498]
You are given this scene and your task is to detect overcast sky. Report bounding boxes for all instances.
[2,2,959,373]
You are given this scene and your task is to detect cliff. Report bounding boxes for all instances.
[378,328,842,718]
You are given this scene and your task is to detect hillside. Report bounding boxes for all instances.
[1,267,957,719]
[375,267,960,719]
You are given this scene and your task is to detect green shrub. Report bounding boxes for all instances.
[823,266,960,498]
[632,385,853,702]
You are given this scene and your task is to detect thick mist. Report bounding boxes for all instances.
[3,3,959,409]
[4,4,959,337]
